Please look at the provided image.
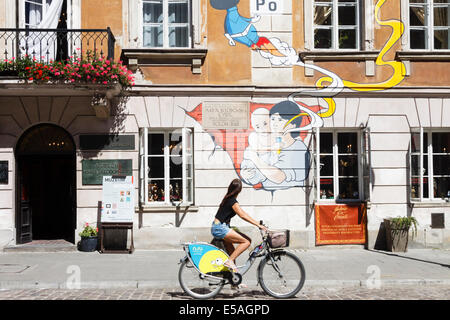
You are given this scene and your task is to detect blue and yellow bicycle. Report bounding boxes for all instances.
[178,221,306,299]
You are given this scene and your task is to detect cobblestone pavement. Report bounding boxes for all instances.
[0,285,448,300]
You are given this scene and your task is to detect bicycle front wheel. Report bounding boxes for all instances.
[178,258,224,299]
[258,250,306,298]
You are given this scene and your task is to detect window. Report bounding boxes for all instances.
[319,132,361,200]
[409,0,450,50]
[142,0,191,48]
[313,0,360,49]
[139,128,194,205]
[25,0,52,28]
[21,0,68,61]
[411,130,450,200]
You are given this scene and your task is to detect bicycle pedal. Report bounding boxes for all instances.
[226,272,242,286]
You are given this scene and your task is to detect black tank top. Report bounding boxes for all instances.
[215,197,238,225]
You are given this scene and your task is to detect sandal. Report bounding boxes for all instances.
[223,259,238,272]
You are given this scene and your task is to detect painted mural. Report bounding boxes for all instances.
[188,0,406,192]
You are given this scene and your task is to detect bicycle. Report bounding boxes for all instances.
[178,221,306,299]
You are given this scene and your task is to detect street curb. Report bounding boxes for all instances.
[1,279,450,290]
[304,279,450,287]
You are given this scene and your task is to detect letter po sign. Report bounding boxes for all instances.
[251,0,284,15]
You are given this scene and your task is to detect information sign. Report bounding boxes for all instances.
[101,176,135,223]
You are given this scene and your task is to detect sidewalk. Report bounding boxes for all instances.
[0,248,449,290]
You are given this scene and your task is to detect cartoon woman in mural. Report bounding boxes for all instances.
[209,0,285,57]
[240,101,310,190]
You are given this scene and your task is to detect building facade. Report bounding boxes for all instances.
[0,0,449,250]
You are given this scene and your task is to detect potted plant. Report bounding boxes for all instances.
[78,223,99,252]
[384,216,418,252]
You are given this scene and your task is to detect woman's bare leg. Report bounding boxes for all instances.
[223,229,251,263]
[223,241,235,258]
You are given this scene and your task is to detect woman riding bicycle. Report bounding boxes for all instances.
[211,178,268,272]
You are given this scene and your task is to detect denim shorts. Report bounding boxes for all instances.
[211,221,230,240]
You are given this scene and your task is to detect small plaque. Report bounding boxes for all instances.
[0,161,8,184]
[431,213,445,229]
[82,160,132,185]
[80,135,135,151]
[202,101,249,129]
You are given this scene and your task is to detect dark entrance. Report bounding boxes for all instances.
[15,124,76,244]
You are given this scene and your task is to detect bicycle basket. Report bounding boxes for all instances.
[267,229,290,248]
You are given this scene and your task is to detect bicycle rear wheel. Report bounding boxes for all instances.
[178,258,224,299]
[258,250,305,298]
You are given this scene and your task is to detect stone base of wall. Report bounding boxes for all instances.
[0,229,13,249]
[1,227,449,251]
[367,228,450,250]
[132,227,319,250]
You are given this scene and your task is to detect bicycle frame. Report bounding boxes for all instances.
[180,228,279,283]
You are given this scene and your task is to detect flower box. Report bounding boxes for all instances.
[0,70,18,77]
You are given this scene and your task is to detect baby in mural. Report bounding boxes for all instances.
[241,108,279,185]
[209,0,285,57]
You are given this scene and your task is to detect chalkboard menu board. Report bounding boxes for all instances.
[82,160,132,185]
[0,161,8,184]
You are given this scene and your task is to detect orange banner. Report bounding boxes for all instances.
[315,204,367,245]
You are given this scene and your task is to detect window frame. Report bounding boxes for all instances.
[407,0,450,50]
[19,0,78,29]
[139,127,194,207]
[316,130,363,203]
[141,0,192,49]
[312,0,362,51]
[410,128,450,202]
[23,0,52,28]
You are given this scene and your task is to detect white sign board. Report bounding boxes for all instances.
[101,176,134,223]
[250,0,284,15]
[202,101,249,129]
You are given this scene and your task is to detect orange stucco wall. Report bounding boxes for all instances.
[205,0,252,85]
[81,0,123,61]
[78,0,450,87]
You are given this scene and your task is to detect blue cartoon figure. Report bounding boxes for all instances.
[210,0,285,57]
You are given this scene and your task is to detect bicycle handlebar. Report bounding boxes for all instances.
[259,220,269,237]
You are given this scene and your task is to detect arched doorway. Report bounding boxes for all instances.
[15,124,76,244]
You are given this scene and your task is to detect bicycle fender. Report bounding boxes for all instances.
[179,255,189,264]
